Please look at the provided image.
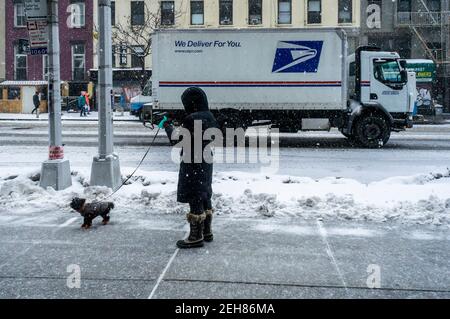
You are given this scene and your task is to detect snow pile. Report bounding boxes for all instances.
[1,167,450,226]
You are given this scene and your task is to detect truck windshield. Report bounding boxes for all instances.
[142,82,152,96]
[373,59,403,84]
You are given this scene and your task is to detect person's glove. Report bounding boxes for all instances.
[158,115,169,129]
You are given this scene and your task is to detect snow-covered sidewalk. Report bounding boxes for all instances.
[1,166,449,227]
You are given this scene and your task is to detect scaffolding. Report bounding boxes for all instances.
[396,9,450,65]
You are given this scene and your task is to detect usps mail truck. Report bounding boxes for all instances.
[150,29,416,148]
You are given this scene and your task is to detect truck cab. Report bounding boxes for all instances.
[344,47,416,147]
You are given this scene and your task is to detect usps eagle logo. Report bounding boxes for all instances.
[272,41,323,73]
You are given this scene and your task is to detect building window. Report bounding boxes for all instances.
[119,46,128,66]
[427,0,441,12]
[71,43,86,81]
[43,55,49,80]
[190,0,204,25]
[338,0,352,23]
[397,0,411,22]
[14,45,27,80]
[397,0,411,12]
[161,1,175,26]
[131,1,145,26]
[8,87,21,100]
[131,46,144,68]
[14,2,26,27]
[278,0,291,24]
[69,0,86,28]
[219,0,233,25]
[248,0,262,25]
[308,0,321,24]
[111,1,116,25]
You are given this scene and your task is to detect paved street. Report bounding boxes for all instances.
[1,117,450,182]
[0,116,449,298]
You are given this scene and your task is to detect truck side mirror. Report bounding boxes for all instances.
[400,70,408,83]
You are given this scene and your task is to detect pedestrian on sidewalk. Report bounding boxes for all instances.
[84,92,91,115]
[31,91,40,116]
[161,87,218,249]
[78,92,87,117]
[119,91,126,116]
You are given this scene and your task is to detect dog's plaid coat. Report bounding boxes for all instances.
[70,198,114,228]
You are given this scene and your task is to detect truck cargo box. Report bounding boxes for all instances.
[152,28,348,111]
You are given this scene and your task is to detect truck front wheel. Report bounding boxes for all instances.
[353,114,391,148]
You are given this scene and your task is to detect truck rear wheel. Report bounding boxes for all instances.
[354,114,390,148]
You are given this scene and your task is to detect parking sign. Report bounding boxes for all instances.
[24,0,48,55]
[24,0,48,20]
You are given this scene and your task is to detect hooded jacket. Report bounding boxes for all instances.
[166,87,218,203]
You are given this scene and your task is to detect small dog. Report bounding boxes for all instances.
[70,197,114,229]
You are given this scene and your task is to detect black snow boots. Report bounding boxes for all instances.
[177,213,206,249]
[203,209,214,242]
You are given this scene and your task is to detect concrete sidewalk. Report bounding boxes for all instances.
[0,210,448,299]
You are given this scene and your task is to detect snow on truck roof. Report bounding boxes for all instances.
[406,59,434,64]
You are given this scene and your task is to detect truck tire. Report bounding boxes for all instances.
[354,114,390,148]
[341,131,358,146]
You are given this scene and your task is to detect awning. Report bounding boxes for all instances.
[0,81,48,86]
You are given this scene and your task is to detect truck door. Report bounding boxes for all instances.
[369,58,409,113]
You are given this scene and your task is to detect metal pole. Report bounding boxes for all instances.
[98,0,112,158]
[47,0,60,147]
[40,0,71,190]
[90,0,121,189]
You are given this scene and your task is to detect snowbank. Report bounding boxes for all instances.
[1,167,449,226]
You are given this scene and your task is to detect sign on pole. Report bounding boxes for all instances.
[24,0,48,20]
[24,0,48,56]
[27,20,48,55]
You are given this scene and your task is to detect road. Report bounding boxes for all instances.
[0,118,449,298]
[0,119,449,182]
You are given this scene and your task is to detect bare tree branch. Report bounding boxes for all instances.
[107,1,184,87]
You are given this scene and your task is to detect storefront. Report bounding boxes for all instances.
[0,81,48,113]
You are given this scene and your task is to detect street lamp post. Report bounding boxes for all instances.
[40,0,72,190]
[90,0,121,189]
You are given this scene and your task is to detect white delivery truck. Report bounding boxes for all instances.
[149,29,416,148]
